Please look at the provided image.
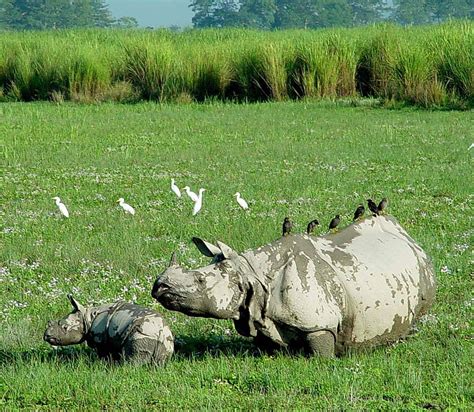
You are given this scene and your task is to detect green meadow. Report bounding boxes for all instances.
[0,21,473,108]
[1,100,472,409]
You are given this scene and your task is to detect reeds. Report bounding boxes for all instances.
[0,22,472,107]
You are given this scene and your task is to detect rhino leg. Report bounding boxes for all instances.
[306,330,335,357]
[253,332,284,354]
[94,346,118,361]
[123,336,171,366]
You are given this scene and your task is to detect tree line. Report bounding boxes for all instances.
[0,0,138,29]
[190,0,473,29]
[0,0,472,30]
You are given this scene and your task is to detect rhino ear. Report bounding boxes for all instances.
[216,241,238,260]
[68,294,85,312]
[192,237,222,258]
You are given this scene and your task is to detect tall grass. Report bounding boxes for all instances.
[289,34,357,99]
[0,22,472,107]
[432,21,473,105]
[232,43,289,101]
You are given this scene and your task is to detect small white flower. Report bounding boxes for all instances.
[440,265,452,274]
[454,244,469,253]
[419,314,438,324]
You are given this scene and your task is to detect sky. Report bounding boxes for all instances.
[107,0,193,28]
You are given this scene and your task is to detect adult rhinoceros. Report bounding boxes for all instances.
[151,216,435,356]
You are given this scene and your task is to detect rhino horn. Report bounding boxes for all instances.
[68,294,85,312]
[216,241,238,260]
[169,252,179,267]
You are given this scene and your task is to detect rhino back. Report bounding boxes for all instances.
[243,216,435,349]
[89,303,172,352]
[314,216,435,346]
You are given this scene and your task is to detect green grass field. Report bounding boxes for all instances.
[1,101,472,410]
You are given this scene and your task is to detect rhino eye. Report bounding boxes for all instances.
[196,274,205,284]
[217,261,230,270]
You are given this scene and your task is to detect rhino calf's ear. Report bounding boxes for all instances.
[68,294,85,312]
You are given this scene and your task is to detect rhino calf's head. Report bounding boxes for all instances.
[152,240,246,320]
[44,295,87,346]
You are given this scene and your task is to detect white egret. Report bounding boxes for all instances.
[469,143,474,150]
[117,198,135,215]
[171,179,181,198]
[192,188,206,216]
[183,186,199,202]
[53,197,69,218]
[234,192,249,210]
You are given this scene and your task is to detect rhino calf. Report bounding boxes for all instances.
[44,295,174,365]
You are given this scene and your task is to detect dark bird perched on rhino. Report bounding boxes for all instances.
[306,219,319,234]
[282,217,293,236]
[378,198,388,215]
[44,295,174,365]
[152,216,435,357]
[367,199,379,216]
[328,214,341,232]
[353,205,365,221]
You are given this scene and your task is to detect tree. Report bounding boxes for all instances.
[89,0,114,27]
[190,0,241,28]
[0,0,15,29]
[393,0,431,25]
[2,0,37,29]
[0,0,115,30]
[189,0,213,27]
[114,16,139,29]
[317,0,353,27]
[426,0,472,22]
[32,0,74,29]
[274,0,355,29]
[212,1,243,27]
[274,0,320,29]
[239,0,277,29]
[349,0,384,25]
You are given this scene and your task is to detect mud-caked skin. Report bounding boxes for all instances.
[152,216,436,357]
[44,295,174,365]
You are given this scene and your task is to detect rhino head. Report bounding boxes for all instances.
[151,238,248,320]
[44,295,88,346]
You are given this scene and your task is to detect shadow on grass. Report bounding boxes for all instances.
[0,333,278,366]
[0,345,98,366]
[172,333,265,360]
[1,328,433,366]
